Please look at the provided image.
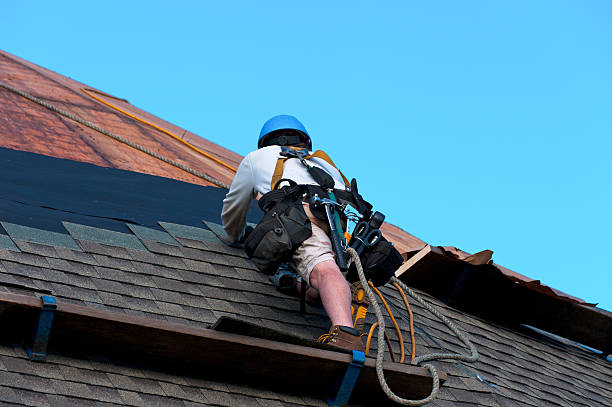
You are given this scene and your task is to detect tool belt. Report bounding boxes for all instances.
[243,180,312,274]
[345,236,403,287]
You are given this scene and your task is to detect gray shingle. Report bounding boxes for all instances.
[46,257,100,278]
[140,240,186,258]
[182,258,216,274]
[1,222,81,251]
[176,269,221,286]
[128,377,169,395]
[179,386,209,404]
[63,222,146,251]
[127,224,180,246]
[181,306,216,324]
[150,276,200,296]
[117,389,147,407]
[13,240,59,258]
[91,255,138,273]
[94,266,155,289]
[140,393,186,407]
[158,381,188,399]
[10,388,52,407]
[0,356,37,376]
[201,389,237,407]
[54,246,98,265]
[1,251,50,268]
[138,262,185,280]
[87,385,124,404]
[60,366,112,387]
[150,287,184,304]
[96,291,129,308]
[174,237,209,250]
[50,378,92,398]
[204,264,240,279]
[1,260,47,280]
[0,386,20,404]
[105,372,140,391]
[154,301,188,318]
[159,221,218,243]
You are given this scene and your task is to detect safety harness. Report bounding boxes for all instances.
[272,146,373,229]
[271,147,350,191]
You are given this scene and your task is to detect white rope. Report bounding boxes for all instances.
[0,82,230,189]
[392,277,478,366]
[344,247,478,406]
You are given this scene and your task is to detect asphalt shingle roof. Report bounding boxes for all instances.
[0,208,610,406]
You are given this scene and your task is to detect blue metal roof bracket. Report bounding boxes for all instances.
[26,295,57,362]
[328,350,366,406]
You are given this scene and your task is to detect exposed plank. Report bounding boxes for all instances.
[213,316,336,351]
[395,245,431,278]
[0,292,445,404]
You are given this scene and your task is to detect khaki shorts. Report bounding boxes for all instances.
[290,204,335,286]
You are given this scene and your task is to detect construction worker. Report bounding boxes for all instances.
[222,115,364,352]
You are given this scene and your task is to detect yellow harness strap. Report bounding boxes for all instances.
[270,148,350,190]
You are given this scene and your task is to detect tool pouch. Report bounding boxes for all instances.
[346,236,403,287]
[244,181,312,274]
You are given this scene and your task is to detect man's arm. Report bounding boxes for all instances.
[221,155,256,242]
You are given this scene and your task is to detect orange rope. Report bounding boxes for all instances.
[81,88,238,173]
[368,282,405,363]
[364,322,378,356]
[363,322,396,362]
[393,281,416,363]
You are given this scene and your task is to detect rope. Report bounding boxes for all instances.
[393,281,416,363]
[344,247,479,406]
[364,322,396,363]
[0,82,230,189]
[392,276,478,366]
[369,281,405,363]
[81,88,238,173]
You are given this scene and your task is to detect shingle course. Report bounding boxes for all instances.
[11,388,52,407]
[54,246,98,265]
[141,240,186,258]
[87,385,125,404]
[117,389,147,407]
[14,240,60,258]
[0,386,20,404]
[50,378,91,398]
[179,386,210,404]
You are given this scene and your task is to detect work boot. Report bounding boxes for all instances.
[350,281,370,332]
[317,325,365,352]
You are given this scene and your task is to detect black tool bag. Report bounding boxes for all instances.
[244,181,312,275]
[345,236,404,287]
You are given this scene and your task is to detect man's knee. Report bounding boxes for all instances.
[310,260,344,288]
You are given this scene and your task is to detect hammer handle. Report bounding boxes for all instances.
[325,206,347,272]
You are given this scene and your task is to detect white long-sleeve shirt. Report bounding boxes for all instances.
[222,146,346,242]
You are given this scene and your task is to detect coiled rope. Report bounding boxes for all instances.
[345,247,479,406]
[0,82,230,189]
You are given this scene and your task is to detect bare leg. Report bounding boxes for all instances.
[309,259,353,327]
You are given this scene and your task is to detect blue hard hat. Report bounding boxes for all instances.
[258,115,311,149]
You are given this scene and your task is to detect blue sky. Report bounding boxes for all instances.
[2,1,611,311]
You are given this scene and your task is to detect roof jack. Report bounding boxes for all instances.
[26,295,56,362]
